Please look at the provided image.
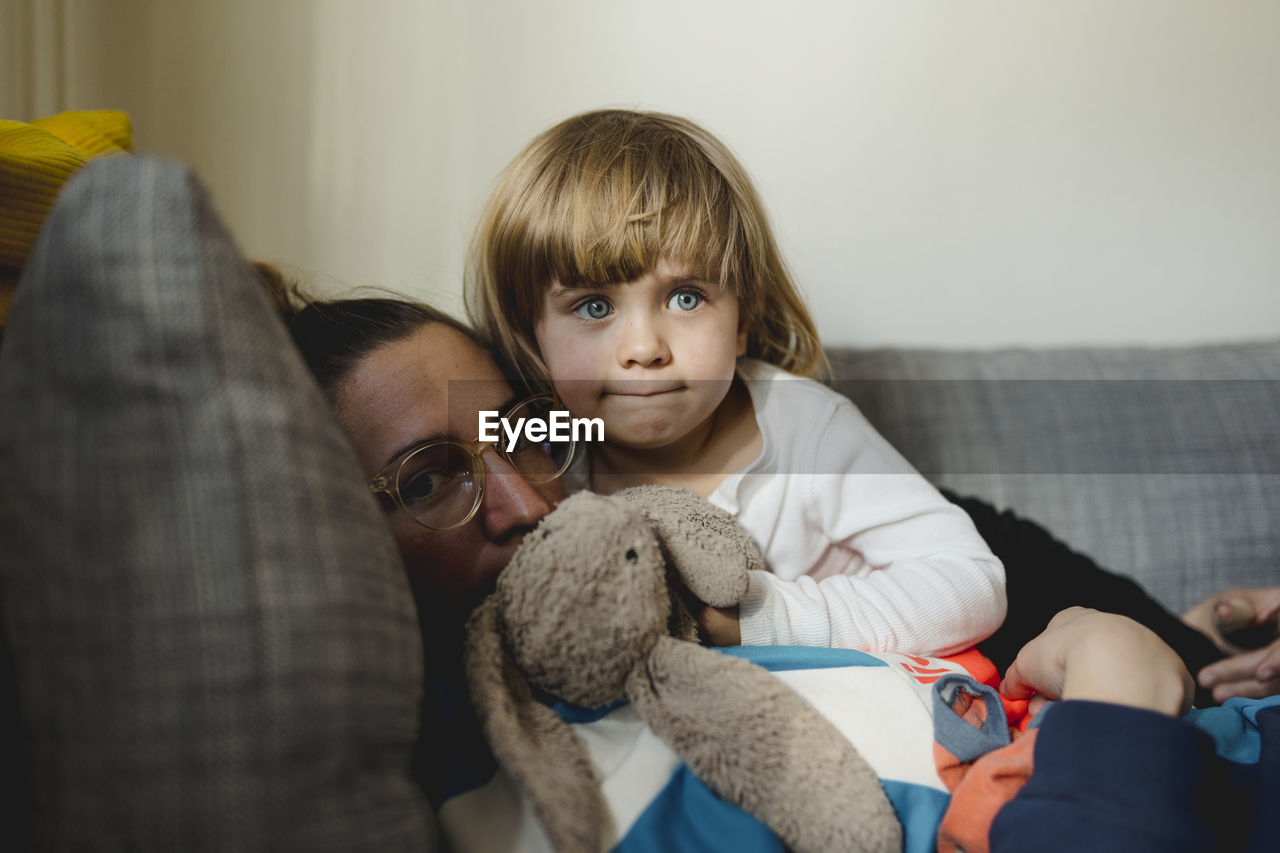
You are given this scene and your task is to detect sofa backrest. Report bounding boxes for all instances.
[828,343,1280,612]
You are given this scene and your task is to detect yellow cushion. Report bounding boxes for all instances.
[1,110,133,323]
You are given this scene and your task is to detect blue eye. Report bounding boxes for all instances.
[668,290,703,312]
[574,299,612,320]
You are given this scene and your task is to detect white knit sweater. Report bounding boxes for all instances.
[709,360,1006,655]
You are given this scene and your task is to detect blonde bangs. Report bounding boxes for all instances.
[514,124,744,296]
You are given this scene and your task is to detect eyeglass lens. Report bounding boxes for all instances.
[394,443,481,530]
[393,396,575,529]
[503,397,574,481]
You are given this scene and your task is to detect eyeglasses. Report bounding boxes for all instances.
[368,394,574,531]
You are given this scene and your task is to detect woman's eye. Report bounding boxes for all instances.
[399,469,446,502]
[573,299,612,320]
[668,290,703,312]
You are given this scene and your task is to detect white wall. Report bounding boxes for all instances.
[9,0,1280,347]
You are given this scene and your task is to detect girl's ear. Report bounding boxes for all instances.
[736,310,749,357]
[463,597,612,853]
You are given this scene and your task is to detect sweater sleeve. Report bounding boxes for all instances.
[990,701,1227,853]
[737,397,1006,654]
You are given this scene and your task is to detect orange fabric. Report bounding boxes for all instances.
[932,648,1040,853]
[945,647,1033,731]
[935,729,1038,853]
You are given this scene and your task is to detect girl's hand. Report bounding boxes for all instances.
[1001,607,1194,717]
[698,604,742,646]
[669,574,742,646]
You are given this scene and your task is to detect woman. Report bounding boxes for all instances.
[263,281,564,664]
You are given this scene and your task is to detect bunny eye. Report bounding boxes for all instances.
[625,549,638,562]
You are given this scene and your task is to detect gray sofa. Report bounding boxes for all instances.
[1,156,1276,849]
[828,344,1280,614]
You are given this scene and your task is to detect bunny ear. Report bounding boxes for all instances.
[626,638,903,853]
[464,597,611,853]
[616,486,760,608]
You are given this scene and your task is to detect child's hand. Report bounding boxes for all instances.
[670,575,742,646]
[698,604,742,646]
[1183,586,1280,702]
[1001,607,1193,717]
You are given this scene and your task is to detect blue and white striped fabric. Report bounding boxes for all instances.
[438,646,968,853]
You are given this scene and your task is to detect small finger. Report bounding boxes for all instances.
[1212,676,1280,703]
[1257,598,1280,625]
[1199,647,1269,687]
[1214,598,1255,634]
[1000,662,1034,700]
[1255,642,1280,682]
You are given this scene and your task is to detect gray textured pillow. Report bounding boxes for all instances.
[0,157,434,850]
[828,345,1280,613]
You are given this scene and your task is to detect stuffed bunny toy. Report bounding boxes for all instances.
[464,485,903,853]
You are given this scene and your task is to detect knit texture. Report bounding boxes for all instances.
[0,109,133,323]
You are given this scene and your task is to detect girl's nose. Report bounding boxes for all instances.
[617,315,671,368]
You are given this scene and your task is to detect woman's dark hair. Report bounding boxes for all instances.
[254,261,485,397]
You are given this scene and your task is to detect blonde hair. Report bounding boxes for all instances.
[465,108,826,391]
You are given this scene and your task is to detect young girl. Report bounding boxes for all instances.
[466,108,1005,656]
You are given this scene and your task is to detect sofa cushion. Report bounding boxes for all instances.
[0,157,434,849]
[828,344,1280,613]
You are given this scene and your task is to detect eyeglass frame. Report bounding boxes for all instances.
[367,393,575,531]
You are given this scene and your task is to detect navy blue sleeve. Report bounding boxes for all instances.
[1243,704,1280,851]
[990,701,1240,853]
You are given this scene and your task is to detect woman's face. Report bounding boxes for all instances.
[334,322,564,614]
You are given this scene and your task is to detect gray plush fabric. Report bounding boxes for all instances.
[466,596,611,853]
[629,638,901,853]
[620,485,758,609]
[0,158,433,850]
[828,343,1280,612]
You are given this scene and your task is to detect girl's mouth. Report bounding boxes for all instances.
[603,384,684,398]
